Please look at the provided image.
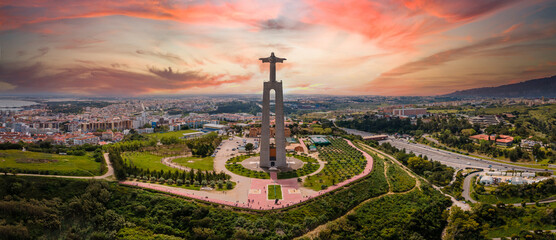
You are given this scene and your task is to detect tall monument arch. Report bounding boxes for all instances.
[259,52,287,169]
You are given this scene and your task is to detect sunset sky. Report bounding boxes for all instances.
[1,0,555,96]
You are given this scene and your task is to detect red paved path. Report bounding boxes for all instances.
[121,139,373,210]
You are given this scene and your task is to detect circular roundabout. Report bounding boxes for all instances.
[225,154,322,179]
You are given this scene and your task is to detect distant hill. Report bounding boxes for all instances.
[446,75,556,98]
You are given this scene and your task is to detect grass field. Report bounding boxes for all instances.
[0,150,102,176]
[225,154,270,179]
[173,156,214,171]
[147,130,199,139]
[122,152,176,172]
[267,185,282,199]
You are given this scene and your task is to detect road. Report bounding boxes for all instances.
[461,172,480,204]
[342,127,547,173]
[384,137,547,172]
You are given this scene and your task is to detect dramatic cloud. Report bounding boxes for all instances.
[0,62,252,95]
[0,0,555,96]
[366,22,556,95]
[0,0,282,31]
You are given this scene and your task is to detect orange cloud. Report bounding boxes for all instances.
[0,0,282,31]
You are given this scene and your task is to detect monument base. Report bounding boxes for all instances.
[241,156,304,172]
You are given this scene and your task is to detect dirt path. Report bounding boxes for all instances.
[384,161,392,193]
[160,154,193,172]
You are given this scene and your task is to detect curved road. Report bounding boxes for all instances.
[462,172,480,204]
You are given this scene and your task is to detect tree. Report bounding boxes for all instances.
[245,143,254,155]
[445,206,486,240]
[407,157,432,174]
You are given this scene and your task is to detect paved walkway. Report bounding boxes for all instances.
[120,138,375,210]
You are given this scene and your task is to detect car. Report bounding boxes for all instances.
[467,162,471,165]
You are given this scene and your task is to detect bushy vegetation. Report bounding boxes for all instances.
[387,163,416,192]
[445,203,556,239]
[310,185,451,240]
[304,137,367,190]
[443,170,466,200]
[486,178,556,203]
[378,142,455,186]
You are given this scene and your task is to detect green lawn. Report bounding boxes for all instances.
[173,156,214,171]
[225,154,270,179]
[147,130,199,139]
[267,185,282,199]
[0,150,102,176]
[122,152,176,172]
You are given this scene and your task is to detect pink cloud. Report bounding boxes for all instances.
[302,0,521,50]
[0,0,282,31]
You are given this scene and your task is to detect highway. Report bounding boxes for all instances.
[342,128,548,173]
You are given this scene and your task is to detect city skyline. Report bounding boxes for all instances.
[1,0,556,96]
